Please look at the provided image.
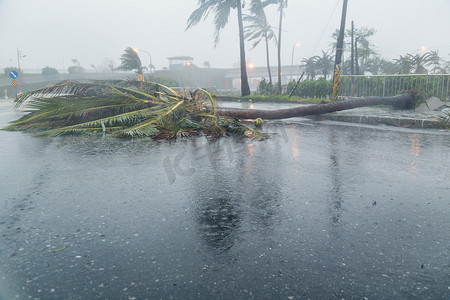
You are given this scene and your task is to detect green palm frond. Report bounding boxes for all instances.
[3,80,267,140]
[436,113,450,129]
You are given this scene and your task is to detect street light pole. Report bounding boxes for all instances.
[17,48,26,93]
[290,42,300,79]
[134,48,153,73]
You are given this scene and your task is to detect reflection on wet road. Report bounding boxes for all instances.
[1,100,449,299]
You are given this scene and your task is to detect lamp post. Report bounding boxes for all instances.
[290,42,300,79]
[17,48,26,93]
[413,46,427,54]
[133,48,153,73]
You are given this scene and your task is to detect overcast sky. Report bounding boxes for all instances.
[1,0,449,71]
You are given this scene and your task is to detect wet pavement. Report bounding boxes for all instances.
[1,99,449,299]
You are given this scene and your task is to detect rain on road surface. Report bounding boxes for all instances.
[1,99,449,299]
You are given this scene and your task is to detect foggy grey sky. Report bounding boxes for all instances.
[1,0,449,71]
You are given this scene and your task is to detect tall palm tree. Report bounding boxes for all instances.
[427,50,443,74]
[301,57,317,80]
[393,55,413,74]
[115,47,146,74]
[313,51,334,80]
[409,52,431,74]
[244,0,277,85]
[186,0,251,96]
[274,0,288,94]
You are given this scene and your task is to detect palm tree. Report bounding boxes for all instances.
[115,47,146,74]
[274,0,288,94]
[377,58,398,75]
[186,0,251,96]
[6,81,415,137]
[393,55,413,74]
[313,51,334,80]
[5,81,415,138]
[4,80,264,140]
[301,57,317,80]
[409,52,431,74]
[244,0,277,85]
[427,50,443,74]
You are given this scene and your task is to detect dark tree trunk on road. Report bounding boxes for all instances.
[218,93,415,120]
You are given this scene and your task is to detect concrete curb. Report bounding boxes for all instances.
[315,113,442,128]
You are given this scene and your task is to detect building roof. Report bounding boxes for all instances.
[167,56,194,61]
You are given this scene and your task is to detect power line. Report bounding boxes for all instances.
[310,0,341,57]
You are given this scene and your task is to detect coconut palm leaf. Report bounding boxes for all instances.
[7,96,154,131]
[33,107,159,137]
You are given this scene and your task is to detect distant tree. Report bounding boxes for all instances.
[445,54,450,73]
[3,67,20,76]
[41,66,59,76]
[115,47,146,74]
[301,57,317,80]
[203,61,211,68]
[331,26,377,74]
[68,59,86,74]
[186,0,251,96]
[377,58,398,75]
[313,51,334,80]
[68,66,86,74]
[244,0,277,85]
[98,57,115,73]
[428,50,444,74]
[393,55,414,74]
[409,52,431,74]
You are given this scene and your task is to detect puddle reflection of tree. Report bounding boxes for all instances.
[327,130,344,232]
[190,139,284,257]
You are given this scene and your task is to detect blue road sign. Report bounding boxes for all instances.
[9,70,18,79]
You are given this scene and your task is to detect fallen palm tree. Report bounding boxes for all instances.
[219,93,415,119]
[3,80,416,140]
[4,80,266,140]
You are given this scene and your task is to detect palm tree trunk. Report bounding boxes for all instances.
[265,35,273,85]
[237,0,251,96]
[277,5,283,94]
[218,93,415,119]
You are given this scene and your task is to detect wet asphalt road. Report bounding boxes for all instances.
[0,99,449,299]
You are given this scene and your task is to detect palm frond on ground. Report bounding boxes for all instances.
[436,113,450,129]
[4,80,266,140]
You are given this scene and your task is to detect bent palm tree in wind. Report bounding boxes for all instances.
[186,0,251,96]
[115,47,146,75]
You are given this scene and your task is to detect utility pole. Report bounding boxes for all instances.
[355,37,360,75]
[331,0,349,100]
[350,20,355,97]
